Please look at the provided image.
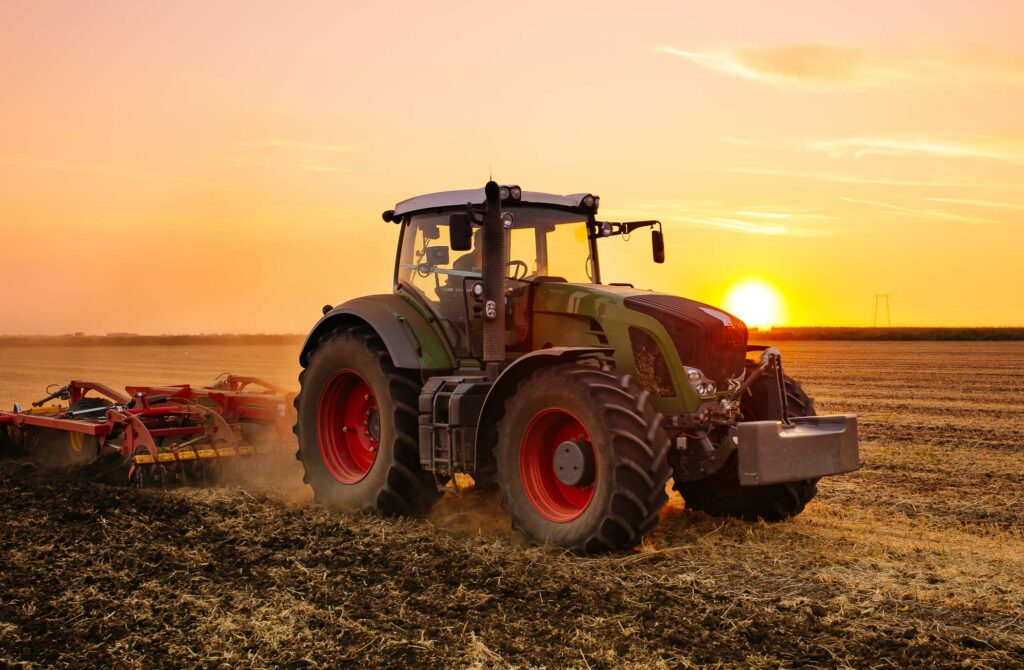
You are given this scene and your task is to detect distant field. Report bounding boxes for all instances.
[3,326,1024,349]
[0,334,306,348]
[0,343,300,409]
[1,340,1022,667]
[756,327,1024,341]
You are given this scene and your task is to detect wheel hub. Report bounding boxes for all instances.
[519,408,596,522]
[316,370,379,484]
[365,407,380,447]
[553,439,594,487]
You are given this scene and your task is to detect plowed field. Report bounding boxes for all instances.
[1,341,1022,668]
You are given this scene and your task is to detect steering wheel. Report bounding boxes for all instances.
[508,260,529,281]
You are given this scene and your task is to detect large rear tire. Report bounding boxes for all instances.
[294,326,440,515]
[674,370,819,522]
[494,364,672,552]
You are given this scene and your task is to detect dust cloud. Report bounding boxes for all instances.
[426,475,522,543]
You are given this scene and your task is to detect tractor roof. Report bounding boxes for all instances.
[391,188,595,218]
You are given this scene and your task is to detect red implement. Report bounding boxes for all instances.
[0,375,296,483]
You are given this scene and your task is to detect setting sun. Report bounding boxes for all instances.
[724,280,784,331]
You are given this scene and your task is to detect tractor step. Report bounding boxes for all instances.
[417,376,490,477]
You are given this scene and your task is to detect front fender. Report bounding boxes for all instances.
[474,346,613,448]
[299,295,456,372]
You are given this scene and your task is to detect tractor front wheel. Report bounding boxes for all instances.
[494,364,672,552]
[674,369,819,521]
[294,326,440,515]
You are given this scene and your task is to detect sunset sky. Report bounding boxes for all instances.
[1,0,1022,334]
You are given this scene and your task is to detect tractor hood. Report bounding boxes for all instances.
[530,283,749,386]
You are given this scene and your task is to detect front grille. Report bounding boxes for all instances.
[624,294,747,385]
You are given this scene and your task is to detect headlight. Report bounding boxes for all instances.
[684,366,717,396]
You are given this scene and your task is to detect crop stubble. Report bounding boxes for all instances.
[0,341,1022,668]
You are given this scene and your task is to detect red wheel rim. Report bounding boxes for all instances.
[317,370,380,483]
[519,408,595,522]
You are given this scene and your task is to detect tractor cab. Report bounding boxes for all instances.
[385,187,663,361]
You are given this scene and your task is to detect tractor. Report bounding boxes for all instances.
[294,182,859,552]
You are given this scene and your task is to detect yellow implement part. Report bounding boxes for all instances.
[132,445,260,465]
[69,431,85,453]
[27,405,63,415]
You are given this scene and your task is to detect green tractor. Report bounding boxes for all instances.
[294,182,859,552]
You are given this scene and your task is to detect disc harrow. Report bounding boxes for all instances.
[0,374,296,485]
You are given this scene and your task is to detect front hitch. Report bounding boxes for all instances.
[737,346,792,423]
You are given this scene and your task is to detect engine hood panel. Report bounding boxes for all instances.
[528,283,749,387]
[624,293,748,385]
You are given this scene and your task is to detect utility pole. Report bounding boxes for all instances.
[873,294,891,328]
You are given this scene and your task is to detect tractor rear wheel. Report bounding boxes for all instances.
[494,364,672,552]
[294,326,440,515]
[674,370,819,521]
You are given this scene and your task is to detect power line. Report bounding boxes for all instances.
[874,294,891,328]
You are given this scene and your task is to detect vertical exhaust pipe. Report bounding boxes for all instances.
[481,181,506,379]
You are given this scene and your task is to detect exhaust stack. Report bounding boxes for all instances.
[481,181,506,379]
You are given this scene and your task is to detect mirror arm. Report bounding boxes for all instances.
[623,219,660,235]
[464,202,485,225]
[590,219,662,239]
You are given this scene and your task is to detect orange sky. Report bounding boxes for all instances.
[1,0,1022,334]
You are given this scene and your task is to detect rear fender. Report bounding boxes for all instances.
[299,295,456,372]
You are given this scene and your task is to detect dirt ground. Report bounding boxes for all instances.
[1,341,1022,668]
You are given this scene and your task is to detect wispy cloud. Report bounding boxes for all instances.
[734,211,790,220]
[621,202,840,236]
[237,140,357,153]
[226,157,375,174]
[292,163,348,173]
[806,138,1007,161]
[724,134,1024,170]
[840,196,1001,224]
[677,215,788,235]
[0,156,166,181]
[804,137,1024,163]
[658,43,1024,89]
[0,155,239,192]
[735,210,836,221]
[722,166,1013,189]
[924,197,1024,211]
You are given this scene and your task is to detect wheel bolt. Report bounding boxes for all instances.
[342,426,349,433]
[364,394,370,401]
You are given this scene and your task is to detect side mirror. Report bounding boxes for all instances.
[449,213,473,251]
[652,229,665,264]
[425,246,450,266]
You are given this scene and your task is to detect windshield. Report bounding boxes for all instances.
[503,208,595,283]
[397,207,596,296]
[396,206,597,356]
